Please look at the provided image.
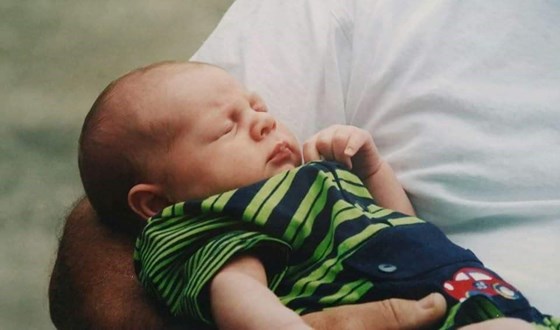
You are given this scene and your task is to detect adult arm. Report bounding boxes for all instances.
[49,197,445,329]
[48,197,194,329]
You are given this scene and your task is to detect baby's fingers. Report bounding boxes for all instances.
[303,135,323,163]
[343,129,370,158]
[331,128,354,169]
[303,129,337,163]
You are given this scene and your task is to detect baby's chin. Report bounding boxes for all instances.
[268,163,299,177]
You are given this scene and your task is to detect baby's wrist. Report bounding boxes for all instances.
[361,158,385,182]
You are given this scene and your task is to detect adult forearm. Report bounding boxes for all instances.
[48,197,174,329]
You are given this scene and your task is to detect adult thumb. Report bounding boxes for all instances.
[381,293,447,330]
[302,293,447,330]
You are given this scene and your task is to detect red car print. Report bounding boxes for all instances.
[443,267,520,302]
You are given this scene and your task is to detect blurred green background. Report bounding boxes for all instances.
[0,1,232,328]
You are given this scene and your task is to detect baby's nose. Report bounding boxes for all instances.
[250,112,276,140]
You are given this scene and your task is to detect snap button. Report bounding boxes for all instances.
[378,263,397,273]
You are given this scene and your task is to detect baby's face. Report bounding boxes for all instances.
[154,64,302,202]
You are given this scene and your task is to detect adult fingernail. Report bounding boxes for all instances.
[419,293,436,309]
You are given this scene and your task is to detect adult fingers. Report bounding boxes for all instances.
[377,293,447,330]
[302,293,447,330]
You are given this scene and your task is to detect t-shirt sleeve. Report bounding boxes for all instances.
[136,226,291,325]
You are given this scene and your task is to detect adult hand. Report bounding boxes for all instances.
[303,293,447,330]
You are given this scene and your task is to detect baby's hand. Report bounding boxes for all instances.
[303,125,383,181]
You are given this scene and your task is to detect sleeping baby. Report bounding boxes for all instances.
[78,60,558,329]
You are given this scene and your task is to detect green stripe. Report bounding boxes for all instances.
[338,222,388,252]
[335,170,373,200]
[366,204,384,213]
[201,189,236,213]
[283,173,327,244]
[286,200,361,279]
[363,207,393,219]
[159,263,184,306]
[141,215,196,267]
[387,216,424,226]
[243,172,287,222]
[318,279,373,305]
[185,232,252,296]
[245,170,296,226]
[282,222,388,305]
[334,168,363,185]
[143,216,235,277]
[281,257,341,305]
[290,176,330,249]
[180,233,247,319]
[201,194,220,211]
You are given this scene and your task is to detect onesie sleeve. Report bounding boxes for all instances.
[180,230,291,324]
[134,211,291,325]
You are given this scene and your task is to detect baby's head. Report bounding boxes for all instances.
[79,61,301,233]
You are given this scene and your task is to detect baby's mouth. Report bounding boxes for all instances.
[267,141,294,165]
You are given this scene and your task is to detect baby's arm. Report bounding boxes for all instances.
[210,254,311,330]
[303,125,415,216]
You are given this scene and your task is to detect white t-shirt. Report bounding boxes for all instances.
[193,0,560,314]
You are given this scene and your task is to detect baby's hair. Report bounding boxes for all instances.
[78,60,210,234]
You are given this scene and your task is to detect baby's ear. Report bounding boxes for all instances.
[128,184,170,220]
